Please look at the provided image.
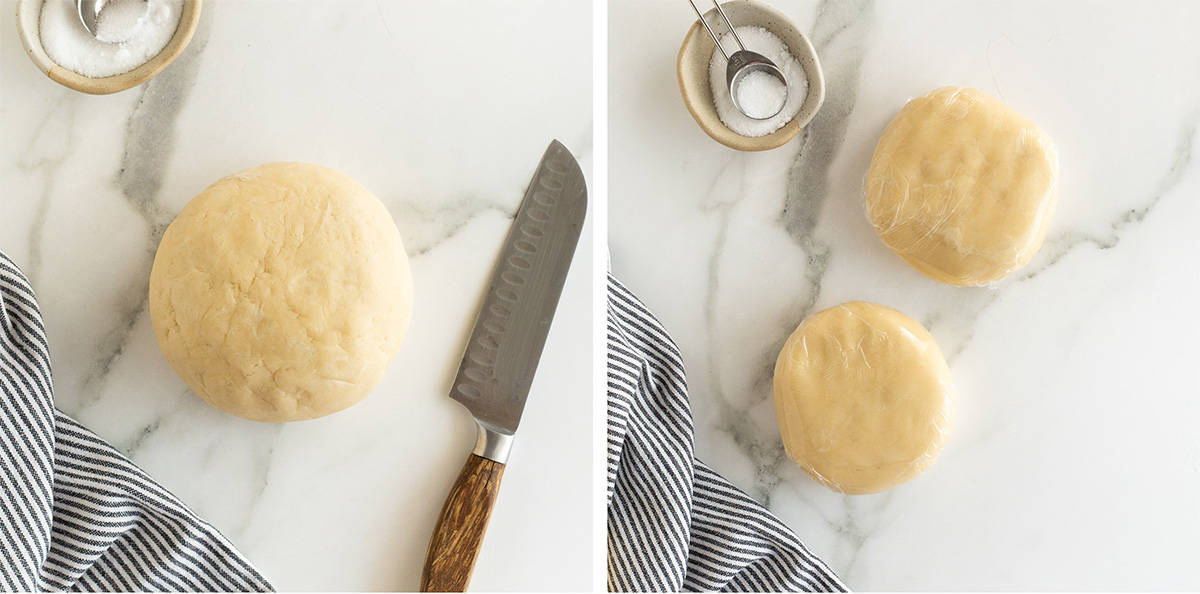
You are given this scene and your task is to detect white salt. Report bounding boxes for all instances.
[708,26,808,138]
[734,70,787,120]
[39,0,183,78]
[94,0,151,43]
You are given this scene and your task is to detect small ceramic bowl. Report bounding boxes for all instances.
[677,0,824,151]
[15,0,202,95]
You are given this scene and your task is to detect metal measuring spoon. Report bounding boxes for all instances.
[686,0,788,120]
[76,0,149,43]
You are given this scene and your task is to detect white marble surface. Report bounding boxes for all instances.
[610,0,1200,590]
[1,1,592,590]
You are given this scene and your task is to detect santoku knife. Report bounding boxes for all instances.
[420,140,587,592]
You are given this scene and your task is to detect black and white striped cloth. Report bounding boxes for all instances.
[607,275,846,592]
[0,252,272,592]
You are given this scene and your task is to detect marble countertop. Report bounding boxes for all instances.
[1,1,592,590]
[610,0,1200,590]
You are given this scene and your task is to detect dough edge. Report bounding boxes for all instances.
[865,86,1060,286]
[148,162,413,423]
[773,301,955,494]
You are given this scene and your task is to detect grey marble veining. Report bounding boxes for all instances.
[781,0,874,249]
[927,104,1198,365]
[17,94,79,287]
[699,0,879,508]
[760,37,1200,588]
[699,157,779,500]
[1,2,592,590]
[611,0,1200,589]
[397,197,515,257]
[78,6,214,403]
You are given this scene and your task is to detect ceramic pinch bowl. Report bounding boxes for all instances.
[15,0,203,95]
[677,0,824,151]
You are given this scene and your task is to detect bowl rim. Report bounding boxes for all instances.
[15,0,203,95]
[677,0,825,151]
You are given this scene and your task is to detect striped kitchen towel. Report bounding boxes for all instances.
[0,252,272,592]
[606,274,846,592]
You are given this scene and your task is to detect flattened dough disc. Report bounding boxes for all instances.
[773,302,954,494]
[866,86,1059,286]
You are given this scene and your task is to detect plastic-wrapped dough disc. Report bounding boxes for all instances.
[866,86,1059,286]
[773,302,954,494]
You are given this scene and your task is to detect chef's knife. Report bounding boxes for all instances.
[420,140,587,592]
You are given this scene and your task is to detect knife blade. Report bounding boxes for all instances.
[449,139,587,440]
[420,140,586,592]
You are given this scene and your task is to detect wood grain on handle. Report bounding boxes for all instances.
[421,454,506,592]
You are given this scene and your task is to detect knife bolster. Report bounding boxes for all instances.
[472,422,514,463]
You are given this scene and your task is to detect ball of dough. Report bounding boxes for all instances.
[773,302,954,494]
[149,162,413,422]
[865,86,1059,286]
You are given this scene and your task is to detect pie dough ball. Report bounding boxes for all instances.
[149,162,413,422]
[865,86,1059,286]
[773,302,954,494]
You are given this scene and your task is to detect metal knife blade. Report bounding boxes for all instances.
[449,140,586,448]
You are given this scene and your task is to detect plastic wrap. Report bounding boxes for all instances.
[865,86,1059,286]
[773,302,955,494]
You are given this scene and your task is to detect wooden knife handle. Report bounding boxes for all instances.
[420,453,506,592]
